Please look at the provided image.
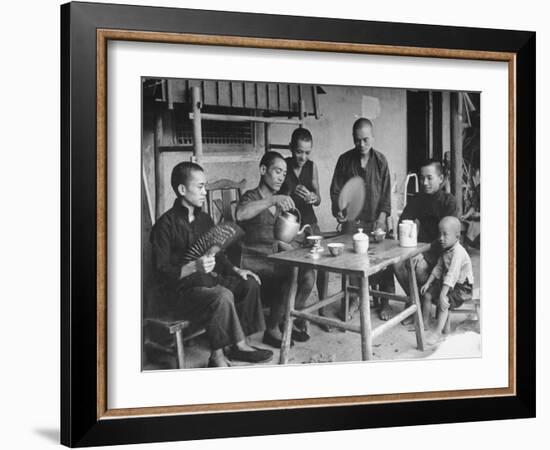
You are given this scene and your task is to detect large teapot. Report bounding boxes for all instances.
[399,220,418,247]
[274,209,311,243]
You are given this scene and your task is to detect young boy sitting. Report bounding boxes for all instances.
[393,159,458,325]
[420,216,474,345]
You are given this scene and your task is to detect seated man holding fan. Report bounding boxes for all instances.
[149,162,273,367]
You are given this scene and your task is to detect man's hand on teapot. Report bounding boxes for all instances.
[272,195,295,212]
[276,240,294,252]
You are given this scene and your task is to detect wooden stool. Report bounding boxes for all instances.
[143,318,205,369]
[444,298,480,334]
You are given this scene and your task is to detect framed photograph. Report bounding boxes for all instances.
[61,1,535,447]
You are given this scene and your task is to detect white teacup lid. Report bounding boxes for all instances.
[353,228,369,241]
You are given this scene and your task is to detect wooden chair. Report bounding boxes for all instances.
[206,178,246,224]
[206,178,247,266]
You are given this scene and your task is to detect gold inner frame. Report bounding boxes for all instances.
[96,29,517,419]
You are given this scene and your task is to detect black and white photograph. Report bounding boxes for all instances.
[0,0,543,447]
[141,77,481,370]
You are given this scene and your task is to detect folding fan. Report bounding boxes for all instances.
[182,222,244,263]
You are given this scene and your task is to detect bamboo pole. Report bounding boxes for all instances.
[279,267,299,364]
[153,110,163,219]
[341,275,349,321]
[299,99,306,121]
[451,92,464,216]
[368,289,410,303]
[291,310,360,333]
[359,276,373,360]
[347,285,409,303]
[174,330,185,369]
[300,291,346,314]
[407,258,426,351]
[428,91,434,158]
[189,112,302,125]
[313,86,321,119]
[142,162,155,226]
[191,86,203,163]
[371,304,417,340]
[264,122,270,153]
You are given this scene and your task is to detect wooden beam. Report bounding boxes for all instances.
[428,91,434,158]
[189,112,302,125]
[291,310,360,333]
[451,92,464,216]
[369,289,410,303]
[191,86,203,163]
[264,123,270,154]
[280,267,299,364]
[407,258,426,351]
[371,304,417,340]
[268,144,291,151]
[347,286,409,303]
[359,276,373,360]
[300,291,346,314]
[142,163,155,226]
[313,86,321,119]
[153,111,163,219]
[299,99,306,121]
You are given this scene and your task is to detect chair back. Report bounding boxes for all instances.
[205,178,246,223]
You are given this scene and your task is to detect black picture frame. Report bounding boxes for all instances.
[61,1,535,447]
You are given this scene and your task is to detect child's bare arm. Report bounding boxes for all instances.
[420,274,436,295]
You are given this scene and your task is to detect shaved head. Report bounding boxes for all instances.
[438,216,461,249]
[439,216,461,235]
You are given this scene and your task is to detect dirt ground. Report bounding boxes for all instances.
[144,247,480,371]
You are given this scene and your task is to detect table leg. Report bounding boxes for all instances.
[407,258,426,351]
[341,275,349,322]
[279,266,299,364]
[359,275,373,360]
[174,329,185,369]
[317,269,329,316]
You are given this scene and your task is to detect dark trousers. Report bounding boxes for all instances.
[172,275,266,350]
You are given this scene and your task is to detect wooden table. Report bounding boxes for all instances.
[269,236,430,363]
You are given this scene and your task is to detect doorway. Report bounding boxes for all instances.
[406,90,443,173]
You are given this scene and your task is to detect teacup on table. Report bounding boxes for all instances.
[327,243,344,256]
[306,235,323,256]
[371,229,386,243]
[306,235,323,247]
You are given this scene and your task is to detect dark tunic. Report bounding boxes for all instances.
[400,190,458,243]
[280,158,318,227]
[237,187,301,308]
[148,199,265,349]
[238,187,279,255]
[330,147,391,223]
[150,199,233,294]
[399,189,458,264]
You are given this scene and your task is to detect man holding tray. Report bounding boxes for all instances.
[329,117,396,321]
